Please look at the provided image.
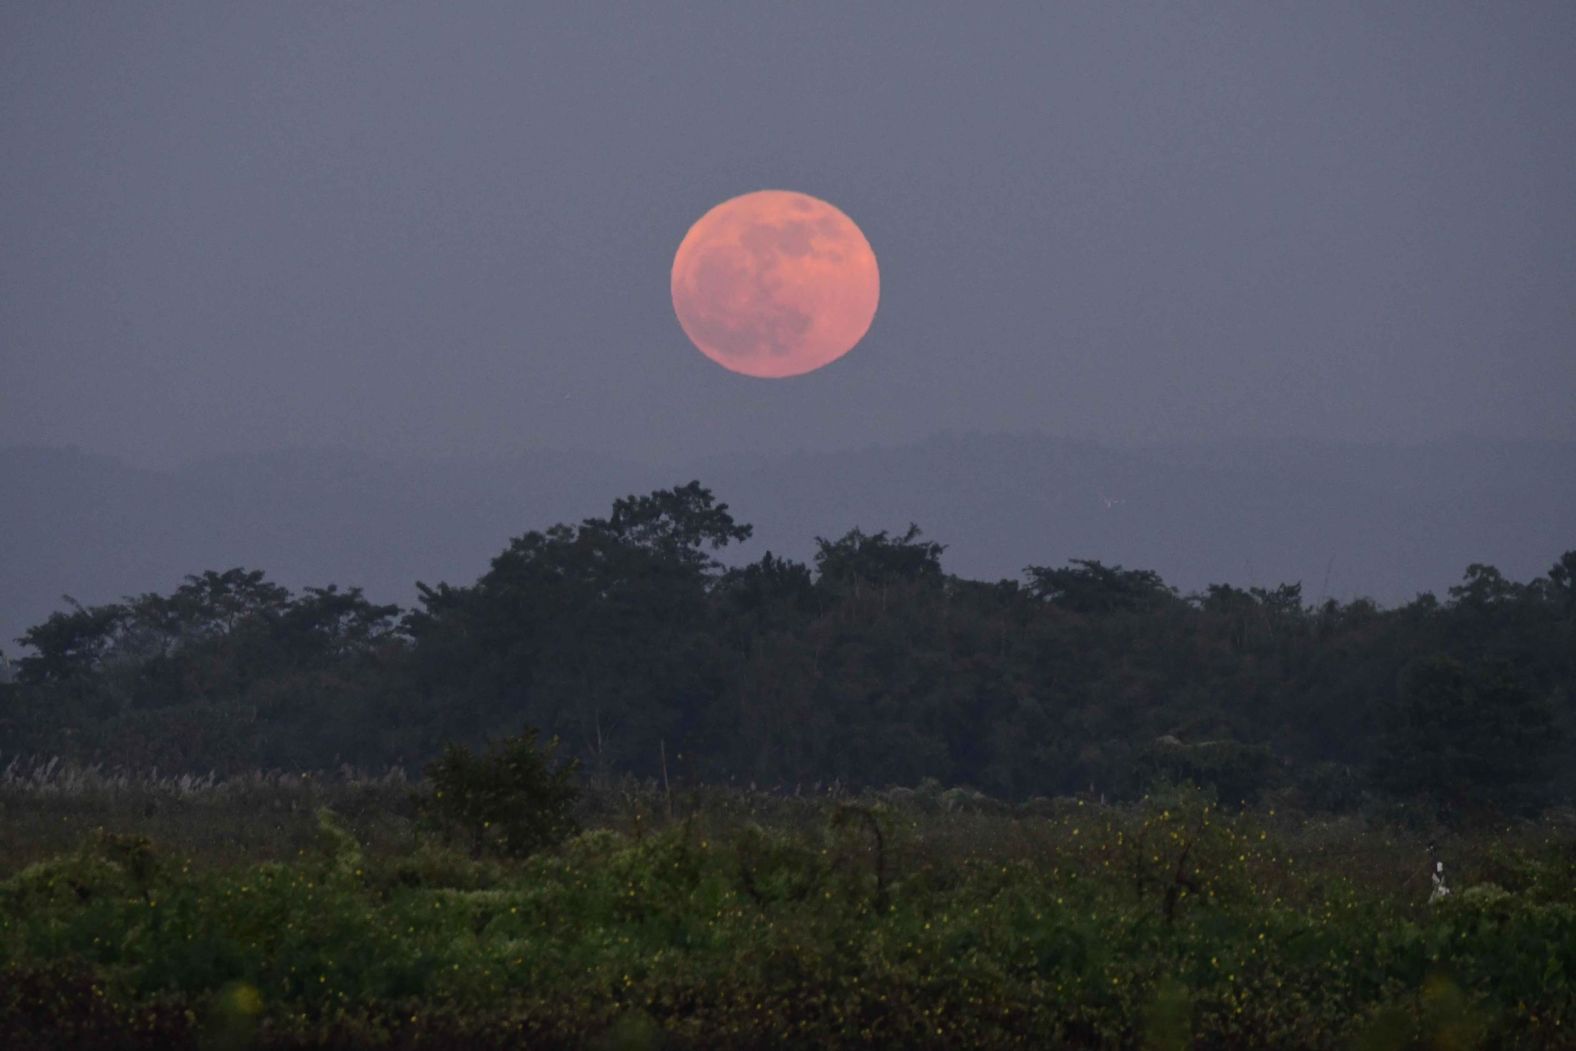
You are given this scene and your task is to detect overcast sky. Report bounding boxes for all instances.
[3,3,1573,469]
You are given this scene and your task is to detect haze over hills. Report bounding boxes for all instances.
[4,434,1573,655]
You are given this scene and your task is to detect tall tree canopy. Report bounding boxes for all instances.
[4,484,1571,814]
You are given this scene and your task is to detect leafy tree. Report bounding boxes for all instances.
[15,600,129,686]
[1447,563,1522,611]
[598,480,753,568]
[813,525,944,598]
[160,569,291,640]
[5,570,411,769]
[718,552,816,625]
[404,484,751,772]
[1025,559,1175,615]
[276,585,401,660]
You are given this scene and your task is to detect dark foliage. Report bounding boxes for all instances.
[3,484,1571,813]
[1376,657,1559,815]
[3,787,1575,1050]
[422,730,580,858]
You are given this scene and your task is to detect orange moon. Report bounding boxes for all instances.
[671,190,880,378]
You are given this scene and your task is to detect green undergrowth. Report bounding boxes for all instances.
[2,792,1574,1049]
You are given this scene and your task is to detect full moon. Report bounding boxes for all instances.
[671,190,880,378]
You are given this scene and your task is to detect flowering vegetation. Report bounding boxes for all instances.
[1,772,1572,1049]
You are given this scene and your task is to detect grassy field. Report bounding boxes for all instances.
[2,760,1573,1049]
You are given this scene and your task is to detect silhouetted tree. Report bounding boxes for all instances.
[3,487,1571,813]
[1024,559,1176,615]
[813,525,944,599]
[403,483,751,773]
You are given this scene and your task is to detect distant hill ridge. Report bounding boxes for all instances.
[4,434,1573,653]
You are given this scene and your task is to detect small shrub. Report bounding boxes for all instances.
[315,808,365,883]
[421,730,579,858]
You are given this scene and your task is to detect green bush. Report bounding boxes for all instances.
[3,785,1575,1048]
[421,730,580,858]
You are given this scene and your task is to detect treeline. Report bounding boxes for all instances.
[2,482,1572,813]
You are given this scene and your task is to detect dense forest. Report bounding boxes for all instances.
[3,482,1572,814]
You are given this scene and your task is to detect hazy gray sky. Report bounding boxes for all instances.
[4,2,1573,468]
